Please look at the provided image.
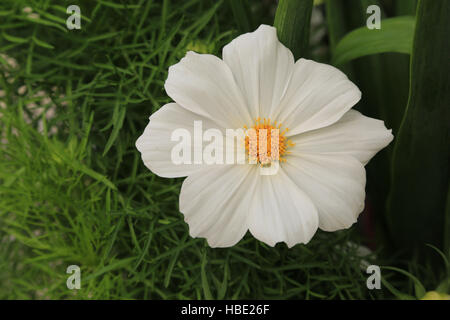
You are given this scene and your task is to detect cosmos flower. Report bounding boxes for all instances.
[136,25,393,248]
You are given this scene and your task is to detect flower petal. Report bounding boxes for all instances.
[289,109,394,165]
[136,103,224,178]
[179,165,257,247]
[222,24,294,120]
[283,154,366,231]
[273,58,361,136]
[164,51,252,128]
[248,168,319,247]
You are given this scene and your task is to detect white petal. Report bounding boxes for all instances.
[273,58,361,136]
[248,168,319,247]
[136,103,224,178]
[290,109,394,165]
[222,24,294,120]
[164,51,252,129]
[179,165,257,247]
[283,154,366,231]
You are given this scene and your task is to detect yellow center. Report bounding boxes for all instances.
[244,117,294,164]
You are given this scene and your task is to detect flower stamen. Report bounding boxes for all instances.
[244,117,294,164]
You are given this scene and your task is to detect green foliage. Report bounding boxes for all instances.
[387,0,450,256]
[228,0,252,34]
[274,0,313,60]
[0,0,387,300]
[325,0,410,255]
[0,0,447,300]
[332,16,415,66]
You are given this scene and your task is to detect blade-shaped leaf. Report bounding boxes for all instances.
[387,0,450,256]
[274,0,314,60]
[332,16,415,66]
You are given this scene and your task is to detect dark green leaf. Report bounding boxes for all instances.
[387,0,450,256]
[274,0,314,60]
[229,0,252,33]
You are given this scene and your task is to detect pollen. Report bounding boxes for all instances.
[244,117,295,164]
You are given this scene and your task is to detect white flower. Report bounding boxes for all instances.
[136,25,393,248]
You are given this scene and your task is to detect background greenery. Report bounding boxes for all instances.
[0,0,448,299]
